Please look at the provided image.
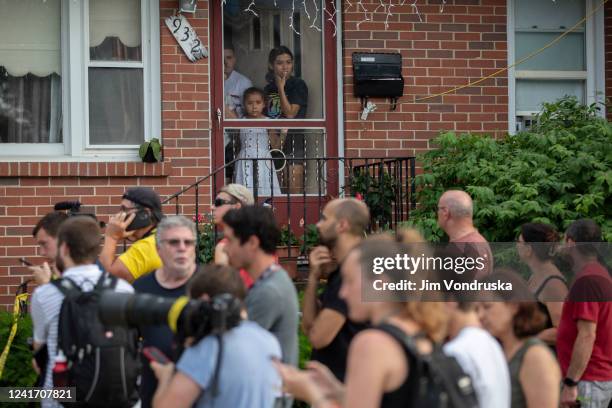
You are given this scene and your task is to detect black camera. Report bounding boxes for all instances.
[98,291,242,344]
[54,200,105,228]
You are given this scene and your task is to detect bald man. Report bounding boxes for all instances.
[302,198,370,381]
[437,190,493,278]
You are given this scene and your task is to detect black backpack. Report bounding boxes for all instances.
[376,323,479,408]
[51,273,140,407]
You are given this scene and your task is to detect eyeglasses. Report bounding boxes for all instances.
[214,198,237,207]
[120,205,138,212]
[161,239,196,248]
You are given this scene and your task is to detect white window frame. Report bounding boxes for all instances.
[1,0,160,160]
[507,0,605,134]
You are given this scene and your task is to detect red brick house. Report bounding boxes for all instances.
[0,0,610,308]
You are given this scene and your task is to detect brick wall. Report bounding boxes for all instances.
[341,0,509,158]
[0,2,212,309]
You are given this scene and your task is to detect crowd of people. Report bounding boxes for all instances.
[25,185,612,408]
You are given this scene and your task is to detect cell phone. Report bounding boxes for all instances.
[142,346,170,364]
[20,257,33,267]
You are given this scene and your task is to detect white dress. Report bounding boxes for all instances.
[234,128,282,196]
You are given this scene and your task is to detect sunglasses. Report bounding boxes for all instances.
[214,197,237,207]
[161,239,196,248]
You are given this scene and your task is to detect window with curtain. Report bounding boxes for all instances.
[88,0,144,146]
[0,0,62,144]
[514,0,586,115]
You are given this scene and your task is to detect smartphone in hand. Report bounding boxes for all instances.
[143,346,171,364]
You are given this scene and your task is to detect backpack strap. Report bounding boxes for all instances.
[94,271,118,291]
[376,323,425,357]
[51,277,82,298]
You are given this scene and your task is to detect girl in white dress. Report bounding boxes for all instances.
[234,88,281,196]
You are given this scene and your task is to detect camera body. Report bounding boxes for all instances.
[54,200,105,228]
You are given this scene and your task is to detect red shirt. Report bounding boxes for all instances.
[557,262,612,381]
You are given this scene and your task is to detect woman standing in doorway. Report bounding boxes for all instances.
[264,46,308,194]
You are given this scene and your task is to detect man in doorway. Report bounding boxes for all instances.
[224,44,253,180]
[224,44,253,119]
[100,187,164,282]
[133,215,198,408]
[301,198,369,382]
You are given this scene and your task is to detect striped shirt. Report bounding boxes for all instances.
[31,264,133,407]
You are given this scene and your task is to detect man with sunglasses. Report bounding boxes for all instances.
[212,184,255,288]
[132,215,198,408]
[100,187,164,282]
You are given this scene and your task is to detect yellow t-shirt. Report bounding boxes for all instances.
[118,232,162,280]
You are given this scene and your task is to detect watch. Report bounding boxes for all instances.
[563,377,579,387]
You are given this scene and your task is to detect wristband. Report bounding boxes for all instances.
[563,377,579,387]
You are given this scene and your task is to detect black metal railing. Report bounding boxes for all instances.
[163,156,416,263]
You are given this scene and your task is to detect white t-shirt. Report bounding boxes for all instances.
[224,70,253,119]
[444,326,511,408]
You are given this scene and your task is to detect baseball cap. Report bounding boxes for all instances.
[220,184,254,206]
[122,187,163,222]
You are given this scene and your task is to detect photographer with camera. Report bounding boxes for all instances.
[148,264,282,408]
[133,215,198,408]
[28,212,69,285]
[100,187,164,282]
[31,217,135,408]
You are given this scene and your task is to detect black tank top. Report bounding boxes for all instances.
[376,323,421,408]
[534,275,567,328]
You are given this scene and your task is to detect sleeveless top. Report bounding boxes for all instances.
[508,338,543,408]
[534,275,567,329]
[376,324,421,408]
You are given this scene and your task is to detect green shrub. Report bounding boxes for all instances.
[0,311,37,391]
[408,97,612,242]
[349,169,398,229]
[196,221,216,264]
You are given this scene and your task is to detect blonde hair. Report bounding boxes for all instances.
[397,227,426,244]
[401,302,448,343]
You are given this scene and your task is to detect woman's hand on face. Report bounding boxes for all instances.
[275,72,287,90]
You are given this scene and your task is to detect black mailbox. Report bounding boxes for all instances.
[352,52,404,103]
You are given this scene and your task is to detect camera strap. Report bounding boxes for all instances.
[209,333,224,399]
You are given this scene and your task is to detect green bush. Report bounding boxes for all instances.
[349,169,398,228]
[196,221,216,264]
[408,97,612,242]
[0,311,37,390]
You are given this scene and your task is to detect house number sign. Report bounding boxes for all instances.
[164,14,208,62]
